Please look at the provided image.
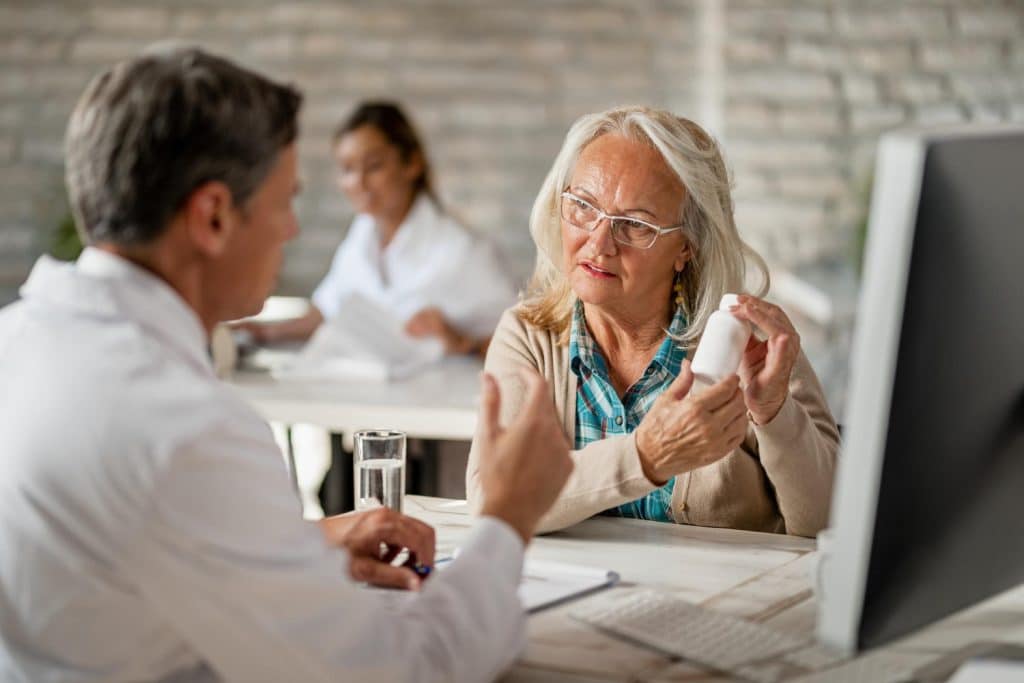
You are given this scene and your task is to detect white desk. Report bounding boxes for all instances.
[228,355,482,441]
[404,496,1024,682]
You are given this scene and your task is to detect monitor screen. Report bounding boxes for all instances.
[818,125,1024,654]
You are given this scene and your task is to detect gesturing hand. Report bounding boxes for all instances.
[320,507,436,591]
[635,360,748,484]
[477,369,573,544]
[729,295,801,426]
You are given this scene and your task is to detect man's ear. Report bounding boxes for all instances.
[181,181,238,258]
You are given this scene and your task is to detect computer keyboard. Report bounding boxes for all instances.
[569,589,916,683]
[569,588,808,678]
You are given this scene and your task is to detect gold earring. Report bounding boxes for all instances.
[673,270,685,308]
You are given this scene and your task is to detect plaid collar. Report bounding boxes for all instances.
[569,299,687,385]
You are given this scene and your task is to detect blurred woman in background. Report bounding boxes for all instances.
[240,101,515,356]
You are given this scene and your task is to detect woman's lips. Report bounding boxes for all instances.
[580,261,616,279]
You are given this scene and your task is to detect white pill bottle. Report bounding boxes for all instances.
[689,293,752,389]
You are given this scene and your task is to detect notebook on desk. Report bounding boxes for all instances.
[518,560,620,613]
[368,557,619,614]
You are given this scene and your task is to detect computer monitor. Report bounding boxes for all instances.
[818,125,1024,654]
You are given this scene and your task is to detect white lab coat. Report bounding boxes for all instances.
[312,194,516,339]
[0,248,526,683]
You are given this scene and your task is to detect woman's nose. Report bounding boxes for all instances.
[588,217,618,255]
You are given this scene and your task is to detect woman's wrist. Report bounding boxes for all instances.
[635,430,669,486]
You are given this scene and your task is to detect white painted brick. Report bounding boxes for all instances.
[884,75,948,104]
[0,8,82,34]
[244,35,296,62]
[0,226,34,252]
[0,38,64,62]
[88,7,169,34]
[0,136,15,162]
[728,8,830,37]
[786,41,846,70]
[70,38,154,64]
[835,7,949,39]
[841,74,880,104]
[401,67,547,95]
[912,104,966,126]
[729,139,838,169]
[850,104,906,132]
[954,8,1022,38]
[266,4,356,29]
[300,34,395,60]
[920,43,1002,71]
[726,102,777,131]
[731,168,773,198]
[546,8,634,34]
[950,74,1023,101]
[734,200,827,248]
[849,44,914,73]
[0,104,22,129]
[726,39,782,66]
[967,104,1007,123]
[727,71,836,102]
[779,107,844,135]
[0,70,29,96]
[777,172,849,200]
[20,139,64,165]
[448,103,546,128]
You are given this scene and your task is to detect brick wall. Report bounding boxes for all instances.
[722,0,1024,270]
[0,0,698,305]
[2,1,1024,408]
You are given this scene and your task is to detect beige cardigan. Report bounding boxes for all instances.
[466,308,840,537]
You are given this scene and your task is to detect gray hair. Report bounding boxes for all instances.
[519,105,769,347]
[65,46,302,245]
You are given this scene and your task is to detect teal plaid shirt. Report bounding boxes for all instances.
[569,300,688,522]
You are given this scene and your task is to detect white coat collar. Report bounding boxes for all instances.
[20,247,212,375]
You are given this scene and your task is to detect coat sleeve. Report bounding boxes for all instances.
[749,350,841,537]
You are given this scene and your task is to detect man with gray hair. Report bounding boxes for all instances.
[0,47,572,682]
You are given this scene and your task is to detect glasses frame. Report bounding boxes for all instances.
[560,191,687,249]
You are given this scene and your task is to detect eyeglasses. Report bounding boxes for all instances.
[560,191,686,249]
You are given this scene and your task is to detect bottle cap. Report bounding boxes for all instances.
[719,293,741,310]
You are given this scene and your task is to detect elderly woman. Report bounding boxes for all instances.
[466,106,839,537]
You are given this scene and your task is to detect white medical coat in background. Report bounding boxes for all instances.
[312,194,517,340]
[0,248,526,683]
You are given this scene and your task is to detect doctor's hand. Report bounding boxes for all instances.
[319,507,436,591]
[729,295,801,426]
[476,369,573,545]
[404,307,474,355]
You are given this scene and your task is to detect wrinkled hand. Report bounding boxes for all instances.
[404,307,468,354]
[477,369,573,544]
[635,360,748,484]
[730,295,801,425]
[320,507,436,591]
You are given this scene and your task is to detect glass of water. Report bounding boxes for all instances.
[353,429,406,513]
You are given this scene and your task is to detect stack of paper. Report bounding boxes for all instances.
[274,292,444,382]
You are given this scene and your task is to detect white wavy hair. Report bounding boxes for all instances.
[519,105,769,347]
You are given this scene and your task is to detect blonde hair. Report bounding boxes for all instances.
[519,105,769,348]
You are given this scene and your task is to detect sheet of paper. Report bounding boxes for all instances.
[518,560,620,613]
[275,291,444,381]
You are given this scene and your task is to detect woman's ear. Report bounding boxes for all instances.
[403,150,426,186]
[674,242,691,272]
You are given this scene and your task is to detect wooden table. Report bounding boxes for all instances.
[404,496,1024,682]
